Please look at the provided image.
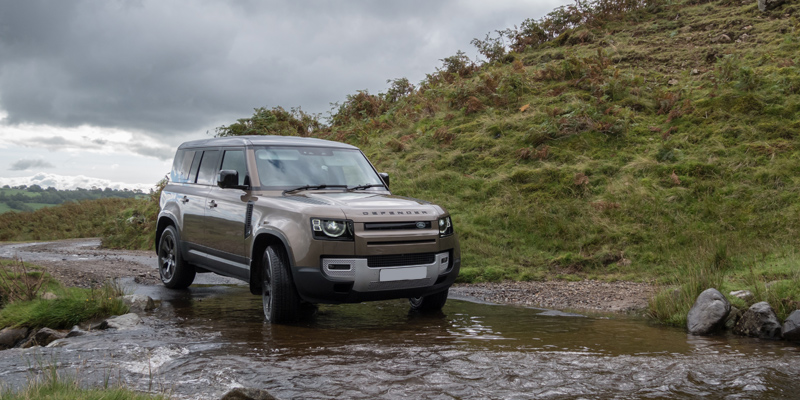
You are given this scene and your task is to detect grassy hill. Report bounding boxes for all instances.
[216,0,800,323]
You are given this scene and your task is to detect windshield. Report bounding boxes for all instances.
[254,146,385,190]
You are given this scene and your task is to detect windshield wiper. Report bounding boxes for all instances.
[347,184,386,191]
[282,184,348,195]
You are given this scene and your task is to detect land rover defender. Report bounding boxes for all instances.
[156,135,460,323]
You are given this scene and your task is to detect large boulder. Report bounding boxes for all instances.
[687,288,731,335]
[0,327,30,350]
[733,302,782,340]
[782,310,800,341]
[758,0,786,12]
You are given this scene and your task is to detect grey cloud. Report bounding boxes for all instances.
[0,0,564,139]
[10,158,55,171]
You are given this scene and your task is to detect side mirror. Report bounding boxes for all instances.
[378,172,390,189]
[217,170,246,189]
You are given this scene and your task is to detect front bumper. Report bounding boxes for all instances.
[292,250,460,304]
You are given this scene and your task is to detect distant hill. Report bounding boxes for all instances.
[0,185,146,214]
[216,0,800,283]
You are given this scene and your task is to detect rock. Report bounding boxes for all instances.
[90,320,109,331]
[729,290,753,301]
[66,325,87,338]
[725,306,742,330]
[782,310,800,341]
[717,34,732,43]
[22,327,67,348]
[121,294,156,313]
[733,302,782,340]
[0,327,30,350]
[105,313,142,330]
[41,292,58,300]
[220,388,278,400]
[668,78,679,86]
[758,0,786,12]
[687,288,731,335]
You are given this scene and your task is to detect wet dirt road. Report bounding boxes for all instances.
[2,242,800,399]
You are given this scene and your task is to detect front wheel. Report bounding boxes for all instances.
[262,246,301,323]
[409,289,449,312]
[157,226,195,289]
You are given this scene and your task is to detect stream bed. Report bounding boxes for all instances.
[1,282,800,399]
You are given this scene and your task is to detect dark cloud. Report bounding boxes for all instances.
[0,0,564,138]
[10,158,55,171]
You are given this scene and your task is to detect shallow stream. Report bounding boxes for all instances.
[2,283,800,399]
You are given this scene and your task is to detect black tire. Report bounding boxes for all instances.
[262,246,301,323]
[409,289,449,312]
[157,226,196,289]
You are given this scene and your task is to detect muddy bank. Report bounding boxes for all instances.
[0,238,655,313]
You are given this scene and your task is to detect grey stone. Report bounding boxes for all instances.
[729,290,753,301]
[121,294,156,313]
[40,292,58,300]
[90,320,109,331]
[687,288,731,335]
[66,325,87,338]
[782,310,800,341]
[0,327,30,350]
[220,388,278,400]
[22,327,67,348]
[105,313,142,330]
[759,0,786,12]
[733,301,782,340]
[717,34,732,43]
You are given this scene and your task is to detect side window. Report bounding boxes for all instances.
[170,150,196,183]
[196,150,220,185]
[220,149,247,186]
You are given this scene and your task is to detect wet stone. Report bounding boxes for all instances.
[22,327,67,348]
[734,301,782,340]
[105,313,142,330]
[687,288,730,335]
[66,325,87,338]
[782,310,800,342]
[220,388,278,400]
[122,294,156,313]
[0,327,30,350]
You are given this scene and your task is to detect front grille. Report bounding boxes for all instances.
[366,253,435,268]
[364,221,432,231]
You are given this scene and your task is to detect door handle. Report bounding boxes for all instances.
[180,196,189,204]
[209,200,218,208]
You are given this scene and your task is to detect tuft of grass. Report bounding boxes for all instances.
[0,360,165,400]
[0,279,128,330]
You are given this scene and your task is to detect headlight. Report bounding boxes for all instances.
[438,216,453,237]
[311,218,354,241]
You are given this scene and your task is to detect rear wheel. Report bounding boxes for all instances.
[157,226,195,289]
[409,289,449,312]
[262,246,301,323]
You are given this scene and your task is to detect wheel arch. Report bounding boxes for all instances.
[155,214,179,254]
[249,231,295,295]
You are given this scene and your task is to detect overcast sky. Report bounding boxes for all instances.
[0,0,570,190]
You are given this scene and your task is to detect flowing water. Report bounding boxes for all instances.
[2,282,800,399]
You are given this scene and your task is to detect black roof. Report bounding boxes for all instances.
[177,135,358,150]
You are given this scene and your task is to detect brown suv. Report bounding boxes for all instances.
[156,135,460,323]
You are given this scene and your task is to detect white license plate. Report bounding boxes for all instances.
[379,267,427,282]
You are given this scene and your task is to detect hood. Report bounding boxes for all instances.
[298,192,441,220]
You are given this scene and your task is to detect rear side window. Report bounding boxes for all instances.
[170,150,196,183]
[196,150,220,185]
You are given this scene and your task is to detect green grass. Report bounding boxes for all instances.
[0,261,129,330]
[0,362,165,400]
[0,203,11,214]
